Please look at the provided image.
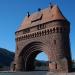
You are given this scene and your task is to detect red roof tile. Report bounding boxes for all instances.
[18,5,66,31]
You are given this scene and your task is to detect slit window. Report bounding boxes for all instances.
[54,40,56,45]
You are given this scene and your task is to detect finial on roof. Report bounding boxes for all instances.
[38,8,41,12]
[27,12,30,17]
[49,0,58,9]
[49,0,54,9]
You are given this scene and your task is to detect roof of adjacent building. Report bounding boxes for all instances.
[17,5,66,31]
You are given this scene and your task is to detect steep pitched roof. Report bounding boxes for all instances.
[17,5,66,31]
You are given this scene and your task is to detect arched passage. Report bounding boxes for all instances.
[36,52,48,61]
[35,52,49,71]
[17,42,49,71]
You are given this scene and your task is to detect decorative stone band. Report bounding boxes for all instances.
[16,27,68,42]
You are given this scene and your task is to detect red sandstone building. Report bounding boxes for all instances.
[13,4,72,72]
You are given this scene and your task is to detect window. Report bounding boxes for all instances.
[54,40,56,45]
[37,24,46,30]
[23,28,30,34]
[55,63,57,69]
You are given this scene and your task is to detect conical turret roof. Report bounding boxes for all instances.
[17,5,66,31]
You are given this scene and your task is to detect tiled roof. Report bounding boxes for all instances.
[18,5,66,31]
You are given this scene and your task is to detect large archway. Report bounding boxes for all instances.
[18,42,49,71]
[35,52,49,71]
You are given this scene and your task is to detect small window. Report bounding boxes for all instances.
[55,63,57,69]
[54,40,56,45]
[23,28,30,34]
[37,24,46,30]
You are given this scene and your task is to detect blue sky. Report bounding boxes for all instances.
[0,0,75,60]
